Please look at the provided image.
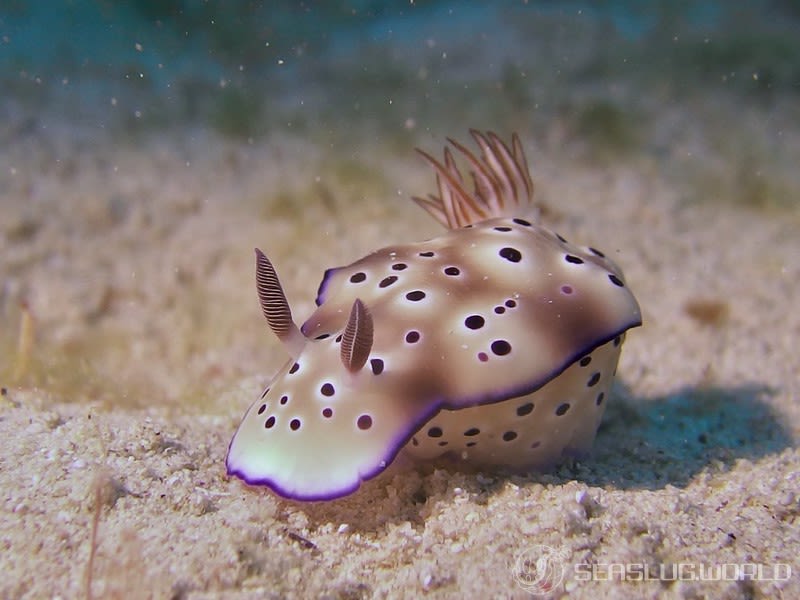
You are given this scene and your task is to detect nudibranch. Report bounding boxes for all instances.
[227,131,642,501]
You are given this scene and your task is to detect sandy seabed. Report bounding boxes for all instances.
[1,116,799,598]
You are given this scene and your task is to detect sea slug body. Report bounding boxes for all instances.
[226,131,642,501]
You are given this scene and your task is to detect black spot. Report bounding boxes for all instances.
[392,263,408,271]
[491,340,512,356]
[322,407,333,418]
[466,441,477,447]
[257,404,267,415]
[613,335,622,347]
[405,330,420,343]
[561,285,574,295]
[259,387,270,399]
[596,393,605,406]
[555,403,570,416]
[502,431,518,442]
[589,246,606,258]
[349,272,366,283]
[357,415,373,430]
[379,275,398,288]
[565,254,584,264]
[335,334,342,343]
[516,402,534,416]
[290,418,301,431]
[505,299,517,308]
[464,428,480,437]
[427,426,443,438]
[419,251,435,257]
[556,233,568,243]
[264,416,276,429]
[531,440,541,449]
[499,247,522,263]
[609,273,625,287]
[494,306,506,314]
[477,352,488,362]
[280,395,289,405]
[587,372,601,387]
[370,358,384,375]
[412,437,419,446]
[494,226,512,232]
[465,315,485,330]
[289,363,300,374]
[579,356,592,367]
[315,333,330,340]
[321,383,335,396]
[444,266,460,276]
[438,441,448,447]
[405,290,426,302]
[513,218,531,226]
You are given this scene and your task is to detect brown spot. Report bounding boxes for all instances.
[684,298,729,327]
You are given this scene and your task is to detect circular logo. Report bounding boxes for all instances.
[512,544,567,595]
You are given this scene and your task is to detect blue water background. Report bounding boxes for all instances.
[2,1,797,135]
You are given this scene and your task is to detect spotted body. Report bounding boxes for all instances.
[227,131,642,501]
